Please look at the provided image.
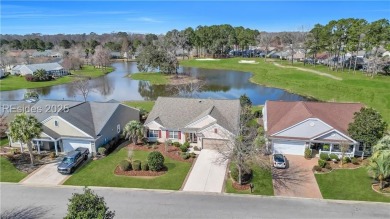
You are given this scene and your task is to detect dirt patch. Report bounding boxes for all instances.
[114,166,167,177]
[273,62,342,80]
[169,75,201,85]
[231,180,251,190]
[128,144,195,163]
[372,184,390,195]
[328,158,367,170]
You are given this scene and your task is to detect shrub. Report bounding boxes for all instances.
[193,146,200,151]
[132,160,141,171]
[253,110,262,118]
[318,159,327,168]
[312,165,322,172]
[49,152,56,159]
[304,148,312,158]
[180,144,188,152]
[329,153,339,161]
[172,142,181,147]
[119,160,130,171]
[230,166,252,184]
[351,157,359,165]
[325,163,332,170]
[141,162,149,171]
[147,151,164,171]
[183,141,190,148]
[181,153,190,160]
[98,147,106,155]
[189,152,196,158]
[319,153,329,161]
[343,156,351,163]
[322,144,330,151]
[25,74,34,81]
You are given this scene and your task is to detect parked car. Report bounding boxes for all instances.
[272,154,287,169]
[57,147,89,174]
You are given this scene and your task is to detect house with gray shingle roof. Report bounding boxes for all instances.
[144,97,241,150]
[5,100,139,154]
[11,63,67,76]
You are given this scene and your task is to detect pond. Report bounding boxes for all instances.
[0,62,306,105]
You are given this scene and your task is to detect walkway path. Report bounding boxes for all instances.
[273,62,343,80]
[183,149,228,193]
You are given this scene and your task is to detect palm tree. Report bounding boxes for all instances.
[123,121,144,145]
[9,114,42,166]
[368,135,390,190]
[33,69,46,81]
[367,153,390,189]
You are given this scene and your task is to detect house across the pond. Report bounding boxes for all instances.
[263,100,364,157]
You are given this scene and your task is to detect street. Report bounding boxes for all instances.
[0,183,389,219]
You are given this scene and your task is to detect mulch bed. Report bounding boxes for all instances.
[372,184,390,195]
[327,158,367,170]
[128,144,195,163]
[114,166,167,177]
[1,152,55,174]
[231,180,251,190]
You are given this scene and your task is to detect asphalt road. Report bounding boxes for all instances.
[0,183,389,219]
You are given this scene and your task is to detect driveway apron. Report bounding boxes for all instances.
[21,162,69,186]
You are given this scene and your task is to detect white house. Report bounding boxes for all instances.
[263,101,364,157]
[11,63,67,76]
[144,97,241,150]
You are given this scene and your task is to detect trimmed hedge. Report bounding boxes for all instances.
[304,148,312,158]
[147,151,165,171]
[172,142,181,147]
[180,145,188,152]
[318,159,327,168]
[181,153,190,160]
[351,157,359,164]
[329,153,339,161]
[119,160,131,171]
[319,153,330,161]
[183,141,190,148]
[132,160,141,171]
[343,156,351,163]
[98,147,106,155]
[141,162,149,171]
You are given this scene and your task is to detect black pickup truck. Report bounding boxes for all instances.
[57,147,89,174]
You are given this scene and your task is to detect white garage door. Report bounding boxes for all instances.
[273,141,305,155]
[202,138,229,150]
[62,139,92,153]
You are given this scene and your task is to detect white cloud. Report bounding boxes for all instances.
[127,17,163,23]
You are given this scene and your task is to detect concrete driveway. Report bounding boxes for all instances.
[183,149,228,193]
[272,155,322,199]
[21,162,70,186]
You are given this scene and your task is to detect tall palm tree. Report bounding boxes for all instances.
[367,153,390,189]
[372,135,390,157]
[9,114,42,166]
[123,121,144,145]
[33,69,47,81]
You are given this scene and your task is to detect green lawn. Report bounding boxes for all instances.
[0,65,114,91]
[0,137,9,147]
[181,58,390,125]
[315,167,390,202]
[64,148,191,190]
[123,101,155,112]
[129,72,169,85]
[225,163,274,196]
[0,156,27,182]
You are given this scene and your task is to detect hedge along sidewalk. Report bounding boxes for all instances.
[0,65,114,91]
[63,147,192,190]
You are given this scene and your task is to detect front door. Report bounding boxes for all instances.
[190,133,197,143]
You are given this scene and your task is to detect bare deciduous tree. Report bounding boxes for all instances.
[72,77,92,102]
[257,32,274,61]
[339,141,351,167]
[0,113,8,138]
[216,106,268,185]
[92,45,111,70]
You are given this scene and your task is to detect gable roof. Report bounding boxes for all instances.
[4,99,139,139]
[266,101,364,136]
[12,63,63,74]
[145,97,241,134]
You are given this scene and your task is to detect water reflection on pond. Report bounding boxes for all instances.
[0,62,306,104]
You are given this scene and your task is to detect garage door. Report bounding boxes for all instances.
[202,138,229,150]
[273,141,305,155]
[62,139,92,153]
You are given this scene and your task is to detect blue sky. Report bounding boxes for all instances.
[1,1,389,34]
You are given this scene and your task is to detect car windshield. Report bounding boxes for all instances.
[274,154,284,162]
[62,157,73,164]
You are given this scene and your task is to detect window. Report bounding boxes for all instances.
[169,131,179,139]
[117,124,120,133]
[214,128,218,134]
[148,130,159,138]
[54,120,58,126]
[358,142,364,151]
[332,144,340,152]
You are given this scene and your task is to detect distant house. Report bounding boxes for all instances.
[32,50,62,58]
[0,68,5,78]
[110,52,122,59]
[5,100,139,154]
[144,97,241,150]
[263,101,364,157]
[11,63,67,76]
